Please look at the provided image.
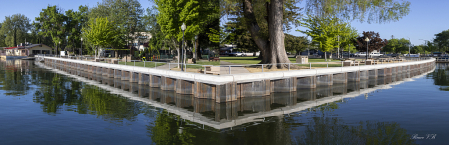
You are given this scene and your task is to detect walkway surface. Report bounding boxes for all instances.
[220,61,250,74]
[156,63,177,70]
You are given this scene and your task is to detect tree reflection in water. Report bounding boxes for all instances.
[1,59,422,144]
[427,63,449,91]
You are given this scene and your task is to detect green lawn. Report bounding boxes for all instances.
[220,56,340,64]
[118,61,166,68]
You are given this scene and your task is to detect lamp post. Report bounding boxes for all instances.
[181,23,186,71]
[364,37,369,60]
[80,38,83,56]
[59,41,61,56]
[407,37,411,57]
[195,35,198,60]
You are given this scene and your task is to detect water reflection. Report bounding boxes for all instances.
[0,59,437,144]
[428,63,449,91]
[33,60,434,129]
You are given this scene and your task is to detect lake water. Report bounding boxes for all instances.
[0,59,447,145]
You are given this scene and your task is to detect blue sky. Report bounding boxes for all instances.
[0,0,447,45]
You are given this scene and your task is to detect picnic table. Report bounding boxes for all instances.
[202,65,220,75]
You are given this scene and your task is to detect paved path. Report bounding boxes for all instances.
[220,61,250,74]
[156,63,177,70]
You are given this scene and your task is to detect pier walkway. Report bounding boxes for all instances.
[38,55,435,103]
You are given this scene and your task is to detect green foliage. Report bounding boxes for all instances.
[0,14,31,47]
[284,34,309,54]
[155,0,219,42]
[304,0,411,24]
[83,17,124,50]
[382,38,410,54]
[64,5,89,51]
[89,0,144,46]
[35,5,67,50]
[353,31,388,53]
[298,16,355,53]
[434,29,449,52]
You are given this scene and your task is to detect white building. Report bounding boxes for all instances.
[129,32,152,51]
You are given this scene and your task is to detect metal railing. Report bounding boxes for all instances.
[36,54,433,75]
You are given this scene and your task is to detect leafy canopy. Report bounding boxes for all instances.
[83,17,124,49]
[298,16,356,53]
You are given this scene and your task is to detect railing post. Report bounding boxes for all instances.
[134,61,135,66]
[288,64,290,71]
[144,61,145,67]
[229,66,231,74]
[327,62,329,68]
[169,63,170,70]
[309,63,311,69]
[262,64,264,72]
[155,62,157,68]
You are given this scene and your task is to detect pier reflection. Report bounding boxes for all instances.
[428,63,449,91]
[33,59,433,129]
[1,59,428,144]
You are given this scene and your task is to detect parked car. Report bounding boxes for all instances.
[229,52,246,56]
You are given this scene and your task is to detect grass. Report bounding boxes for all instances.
[118,61,166,68]
[220,56,340,65]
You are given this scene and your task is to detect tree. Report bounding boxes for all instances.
[0,14,31,47]
[298,16,355,60]
[155,0,220,66]
[304,0,411,24]
[434,30,449,52]
[352,31,388,57]
[222,0,410,68]
[83,17,124,57]
[382,38,409,54]
[284,34,308,55]
[0,23,5,47]
[35,6,67,53]
[89,0,145,48]
[412,45,424,54]
[64,5,89,53]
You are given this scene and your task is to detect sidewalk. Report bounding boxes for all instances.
[220,61,250,74]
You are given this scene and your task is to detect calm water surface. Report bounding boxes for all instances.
[0,60,448,145]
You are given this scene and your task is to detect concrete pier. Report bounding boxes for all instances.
[333,73,348,84]
[121,71,129,81]
[238,80,270,97]
[271,78,296,92]
[130,72,139,83]
[161,76,175,90]
[348,71,360,82]
[297,76,316,88]
[369,69,378,79]
[316,74,333,86]
[138,73,149,85]
[40,57,436,103]
[149,75,161,87]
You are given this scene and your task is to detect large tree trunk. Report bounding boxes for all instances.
[267,0,291,69]
[243,0,293,69]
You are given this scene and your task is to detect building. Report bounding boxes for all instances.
[3,43,53,58]
[129,32,152,51]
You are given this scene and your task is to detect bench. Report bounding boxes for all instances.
[209,57,220,61]
[202,66,220,75]
[343,61,359,66]
[366,60,378,65]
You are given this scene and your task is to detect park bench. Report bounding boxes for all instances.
[202,66,220,75]
[209,57,220,61]
[343,60,359,66]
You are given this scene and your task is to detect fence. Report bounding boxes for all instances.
[36,54,432,75]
